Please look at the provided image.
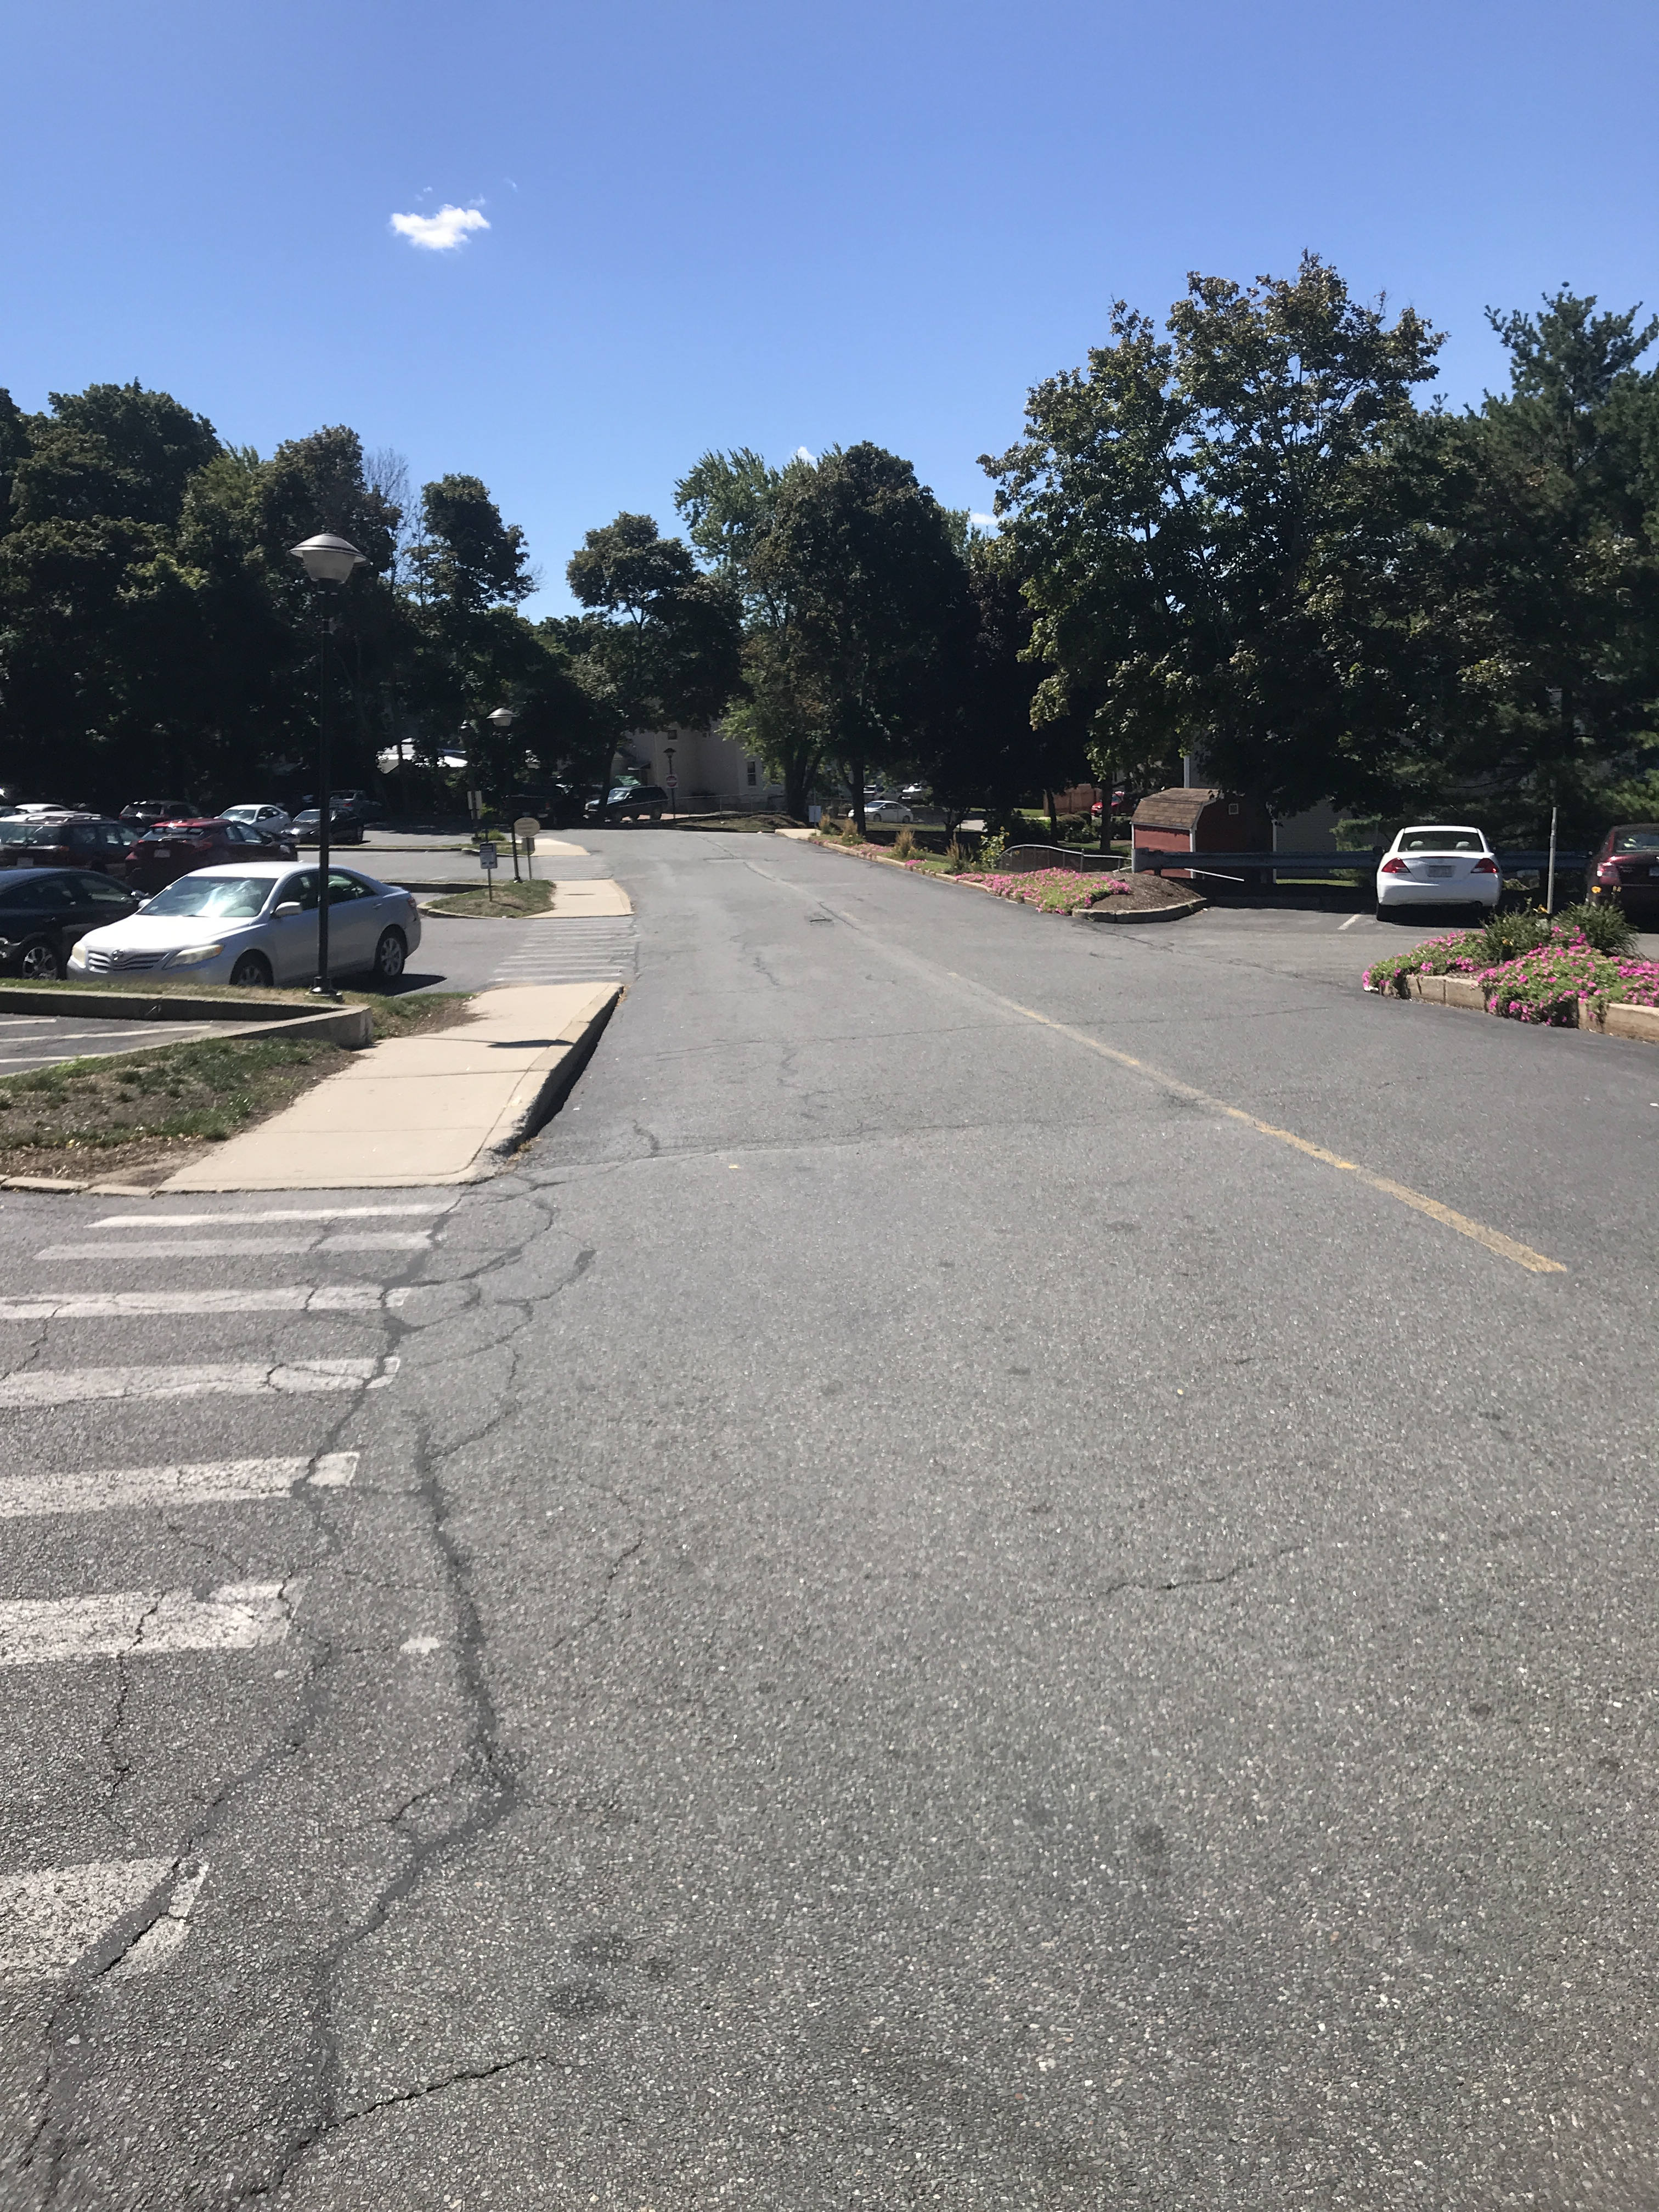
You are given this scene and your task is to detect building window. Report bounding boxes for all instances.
[746,760,758,787]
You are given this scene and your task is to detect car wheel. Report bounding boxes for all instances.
[18,938,62,981]
[372,928,407,984]
[229,951,273,988]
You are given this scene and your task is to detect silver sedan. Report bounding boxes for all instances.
[66,862,422,989]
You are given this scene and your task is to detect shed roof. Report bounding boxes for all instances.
[1131,787,1225,832]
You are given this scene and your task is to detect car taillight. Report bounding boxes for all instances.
[1471,857,1500,874]
[1380,857,1409,874]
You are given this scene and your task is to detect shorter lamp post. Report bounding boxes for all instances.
[487,707,518,877]
[289,533,368,996]
[664,743,676,821]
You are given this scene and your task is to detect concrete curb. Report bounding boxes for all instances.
[0,984,333,1023]
[808,836,1206,923]
[1072,892,1207,926]
[475,984,623,1169]
[1391,970,1659,1045]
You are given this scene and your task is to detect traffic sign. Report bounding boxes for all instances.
[664,776,678,789]
[512,816,540,836]
[478,840,498,871]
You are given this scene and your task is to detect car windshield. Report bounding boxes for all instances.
[139,876,273,919]
[1398,830,1485,853]
[0,819,41,844]
[1611,826,1659,852]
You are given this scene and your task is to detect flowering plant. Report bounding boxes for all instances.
[1362,930,1488,996]
[972,868,1133,913]
[1476,938,1659,1025]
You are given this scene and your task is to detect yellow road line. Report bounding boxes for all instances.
[961,980,1567,1277]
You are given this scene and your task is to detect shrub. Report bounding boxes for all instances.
[1362,929,1488,995]
[973,867,1133,914]
[892,826,917,860]
[940,838,970,874]
[1556,898,1637,957]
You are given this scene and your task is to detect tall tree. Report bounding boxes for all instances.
[565,511,742,810]
[984,256,1443,813]
[675,448,826,816]
[755,444,967,830]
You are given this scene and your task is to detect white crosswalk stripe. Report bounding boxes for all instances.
[0,1857,207,1980]
[0,1286,405,1319]
[489,917,636,985]
[93,1204,452,1227]
[0,1355,398,1408]
[0,1452,358,1517]
[1,1191,414,1983]
[0,1583,292,1665]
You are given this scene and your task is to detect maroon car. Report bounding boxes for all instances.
[1588,823,1659,916]
[125,816,297,893]
[0,815,138,878]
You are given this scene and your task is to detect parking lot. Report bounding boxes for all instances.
[0,1012,220,1076]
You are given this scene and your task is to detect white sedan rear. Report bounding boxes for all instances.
[65,862,421,989]
[1375,825,1502,913]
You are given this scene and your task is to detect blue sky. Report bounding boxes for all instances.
[5,0,1656,613]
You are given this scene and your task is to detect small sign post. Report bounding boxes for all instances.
[512,816,540,883]
[478,838,498,904]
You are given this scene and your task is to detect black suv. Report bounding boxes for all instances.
[586,784,668,823]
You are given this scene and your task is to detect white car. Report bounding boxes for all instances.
[223,803,292,834]
[1375,825,1502,913]
[861,800,915,823]
[66,862,421,989]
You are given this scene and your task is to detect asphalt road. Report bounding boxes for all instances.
[2,828,1658,2210]
[0,1015,221,1077]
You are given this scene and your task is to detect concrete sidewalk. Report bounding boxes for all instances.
[160,982,620,1192]
[544,878,633,917]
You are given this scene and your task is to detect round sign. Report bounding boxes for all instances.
[512,816,540,836]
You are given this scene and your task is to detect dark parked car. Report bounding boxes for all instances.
[0,868,139,979]
[1589,823,1659,915]
[291,805,367,846]
[585,784,668,822]
[0,816,138,878]
[120,798,200,828]
[125,818,296,894]
[327,789,386,823]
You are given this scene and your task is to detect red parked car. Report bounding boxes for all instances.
[1588,823,1659,917]
[125,817,297,893]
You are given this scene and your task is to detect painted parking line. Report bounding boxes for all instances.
[952,975,1567,1277]
[0,1857,206,1980]
[0,1356,398,1408]
[0,1287,406,1320]
[38,1233,433,1259]
[93,1203,454,1227]
[0,1583,292,1665]
[0,1453,358,1519]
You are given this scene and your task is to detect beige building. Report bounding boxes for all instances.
[614,724,787,811]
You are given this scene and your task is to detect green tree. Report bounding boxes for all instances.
[565,511,742,812]
[756,444,967,830]
[1387,291,1659,841]
[675,447,826,815]
[984,256,1443,814]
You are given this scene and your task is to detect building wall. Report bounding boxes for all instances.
[613,725,787,810]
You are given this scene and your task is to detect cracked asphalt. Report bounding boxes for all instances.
[3,827,1658,2209]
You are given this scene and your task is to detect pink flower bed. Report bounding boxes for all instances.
[1476,938,1659,1025]
[969,868,1133,913]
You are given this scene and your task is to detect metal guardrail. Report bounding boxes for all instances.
[1130,848,1588,877]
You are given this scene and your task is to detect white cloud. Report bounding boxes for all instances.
[970,511,999,531]
[794,445,817,465]
[390,204,490,252]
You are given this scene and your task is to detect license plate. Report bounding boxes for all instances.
[1426,864,1455,878]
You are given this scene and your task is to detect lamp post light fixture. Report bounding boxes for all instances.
[289,534,368,997]
[486,707,520,877]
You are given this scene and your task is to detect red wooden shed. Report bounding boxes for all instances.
[1130,787,1274,884]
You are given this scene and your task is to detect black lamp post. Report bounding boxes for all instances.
[289,534,368,996]
[487,706,517,876]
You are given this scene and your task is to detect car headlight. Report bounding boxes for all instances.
[167,942,224,966]
[67,939,90,967]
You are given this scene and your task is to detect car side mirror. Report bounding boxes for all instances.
[274,901,302,917]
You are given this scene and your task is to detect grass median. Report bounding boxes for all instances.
[426,877,554,918]
[0,989,470,1184]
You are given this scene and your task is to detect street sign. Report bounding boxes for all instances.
[512,816,540,836]
[478,841,498,871]
[664,776,677,789]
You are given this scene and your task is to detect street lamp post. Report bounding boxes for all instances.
[487,707,517,877]
[289,534,368,997]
